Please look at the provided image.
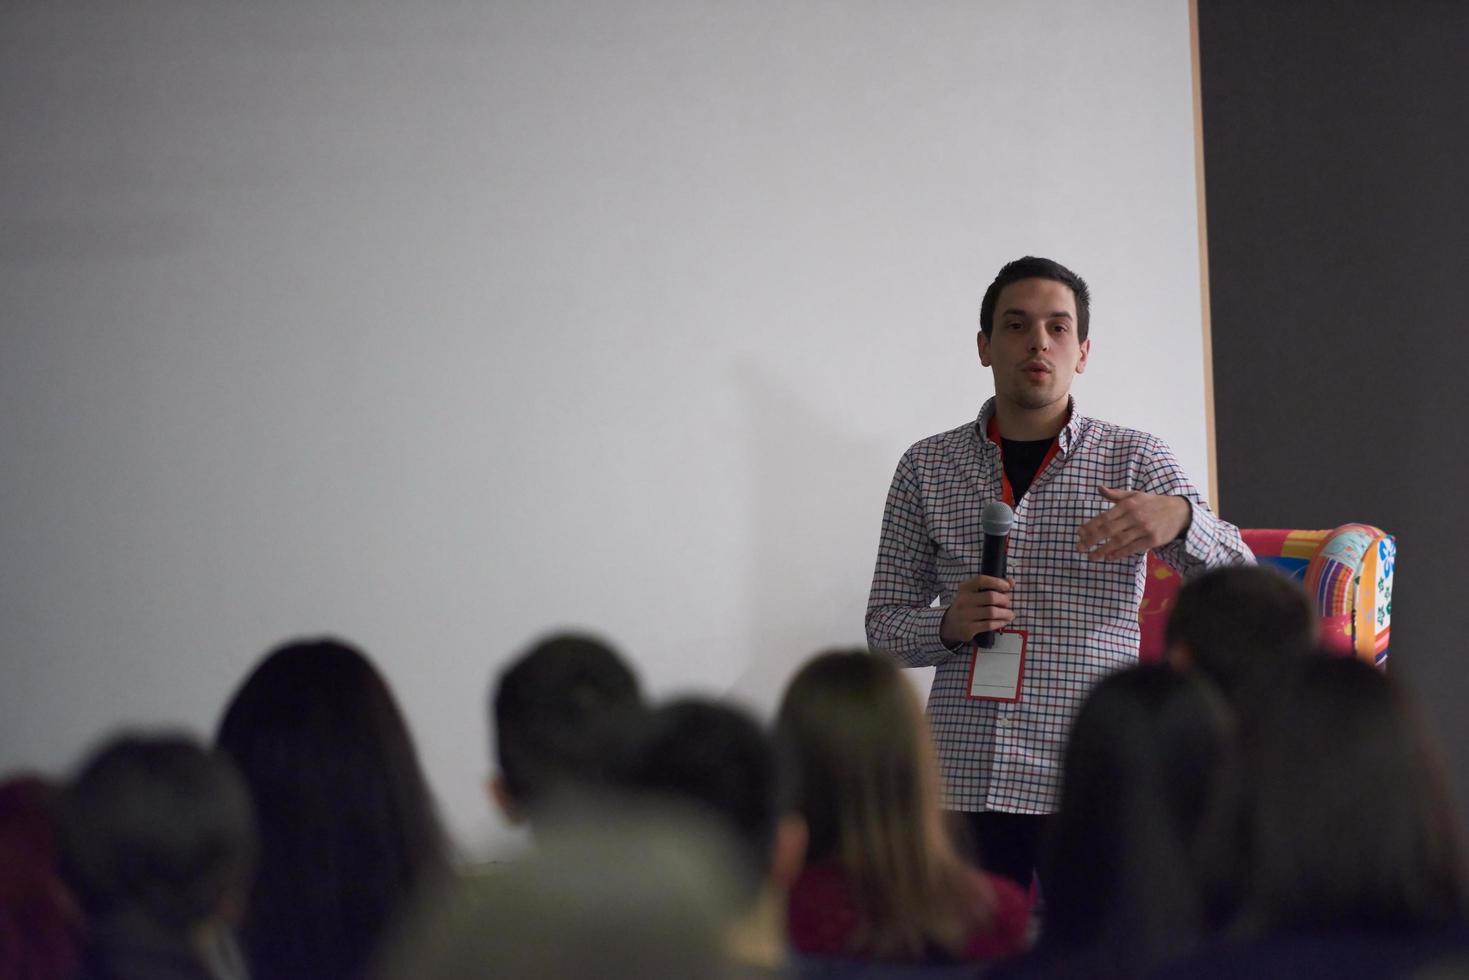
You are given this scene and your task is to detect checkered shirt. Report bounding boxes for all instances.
[865,397,1253,814]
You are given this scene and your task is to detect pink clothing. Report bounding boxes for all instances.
[787,860,1030,963]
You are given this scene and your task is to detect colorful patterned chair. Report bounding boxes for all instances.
[1137,524,1395,667]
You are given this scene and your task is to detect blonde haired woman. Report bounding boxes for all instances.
[776,649,1029,965]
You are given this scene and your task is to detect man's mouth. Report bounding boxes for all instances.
[1023,362,1052,378]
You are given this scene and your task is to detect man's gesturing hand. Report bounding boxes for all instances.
[1077,487,1192,561]
[938,575,1014,647]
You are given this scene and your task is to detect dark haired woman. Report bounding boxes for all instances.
[991,664,1230,980]
[776,649,1030,965]
[1155,654,1469,979]
[216,638,450,980]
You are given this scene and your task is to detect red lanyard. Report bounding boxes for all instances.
[987,415,1062,508]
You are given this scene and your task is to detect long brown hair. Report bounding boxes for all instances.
[1230,654,1467,931]
[776,649,988,959]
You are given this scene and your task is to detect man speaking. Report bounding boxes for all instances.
[865,256,1251,889]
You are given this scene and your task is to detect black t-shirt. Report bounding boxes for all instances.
[1001,437,1054,505]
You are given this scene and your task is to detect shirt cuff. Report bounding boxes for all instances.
[930,607,973,659]
[1178,496,1213,560]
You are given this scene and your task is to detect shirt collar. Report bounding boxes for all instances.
[975,396,1082,454]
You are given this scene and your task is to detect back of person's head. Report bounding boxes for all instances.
[216,637,448,980]
[490,632,643,825]
[1039,665,1230,970]
[0,774,82,980]
[979,256,1092,340]
[58,733,254,937]
[619,698,800,907]
[379,815,735,980]
[776,649,979,960]
[1232,654,1467,932]
[1164,565,1317,707]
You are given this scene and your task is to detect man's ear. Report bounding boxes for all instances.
[977,330,992,367]
[487,774,524,825]
[769,815,809,889]
[1075,338,1091,374]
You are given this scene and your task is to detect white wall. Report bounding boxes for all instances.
[0,0,1208,852]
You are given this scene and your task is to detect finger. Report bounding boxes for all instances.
[1078,509,1132,549]
[1092,530,1152,561]
[1097,486,1135,501]
[966,610,1016,636]
[957,574,1011,594]
[1076,515,1105,548]
[954,592,1012,620]
[971,591,1012,610]
[971,575,1012,593]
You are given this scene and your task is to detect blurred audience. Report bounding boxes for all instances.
[23,601,1467,980]
[991,665,1231,980]
[1164,565,1317,711]
[0,774,82,980]
[619,698,808,977]
[59,734,254,980]
[1163,654,1469,978]
[776,649,1030,967]
[488,631,644,830]
[215,638,449,980]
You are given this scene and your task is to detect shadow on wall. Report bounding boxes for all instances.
[725,358,915,711]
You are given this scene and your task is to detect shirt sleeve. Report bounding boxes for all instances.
[1136,435,1255,577]
[864,451,961,668]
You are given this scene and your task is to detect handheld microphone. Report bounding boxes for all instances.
[974,500,1014,649]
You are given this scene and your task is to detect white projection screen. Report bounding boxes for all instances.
[1,1,1211,851]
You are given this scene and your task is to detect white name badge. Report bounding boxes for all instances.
[966,630,1027,702]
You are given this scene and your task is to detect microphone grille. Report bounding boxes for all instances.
[981,500,1014,536]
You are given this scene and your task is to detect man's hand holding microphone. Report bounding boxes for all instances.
[938,501,1015,651]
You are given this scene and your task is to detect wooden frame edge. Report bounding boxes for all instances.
[1190,0,1220,512]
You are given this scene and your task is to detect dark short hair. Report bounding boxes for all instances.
[492,633,643,817]
[59,732,255,933]
[1165,565,1317,708]
[1228,655,1467,930]
[618,699,785,904]
[216,637,448,980]
[978,256,1091,341]
[1040,666,1230,969]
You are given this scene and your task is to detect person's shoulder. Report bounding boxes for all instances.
[904,418,975,453]
[896,420,979,473]
[1073,414,1167,455]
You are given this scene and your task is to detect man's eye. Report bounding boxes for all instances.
[1049,322,1069,333]
[1005,321,1024,330]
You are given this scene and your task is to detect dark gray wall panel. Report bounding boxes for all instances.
[1199,0,1469,811]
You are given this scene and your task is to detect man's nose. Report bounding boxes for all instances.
[1028,324,1049,350]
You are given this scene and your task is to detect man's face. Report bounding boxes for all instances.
[977,277,1090,413]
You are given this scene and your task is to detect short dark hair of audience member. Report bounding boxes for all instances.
[777,649,1023,962]
[1231,655,1467,932]
[618,699,807,971]
[489,632,643,826]
[979,256,1092,340]
[1,775,82,980]
[216,638,450,980]
[1164,565,1317,708]
[1026,665,1231,978]
[379,815,733,980]
[58,734,254,974]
